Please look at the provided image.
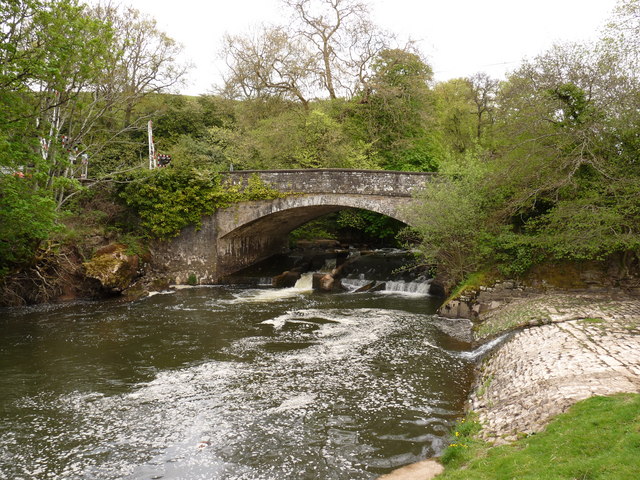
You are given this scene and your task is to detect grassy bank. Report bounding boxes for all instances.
[438,393,640,479]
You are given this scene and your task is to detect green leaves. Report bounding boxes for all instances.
[0,175,57,275]
[117,167,284,239]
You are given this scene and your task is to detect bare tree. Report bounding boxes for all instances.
[90,3,189,128]
[286,0,393,98]
[221,25,315,106]
[220,0,393,103]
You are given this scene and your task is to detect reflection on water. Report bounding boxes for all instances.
[0,283,474,479]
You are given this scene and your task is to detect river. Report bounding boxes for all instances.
[0,275,475,479]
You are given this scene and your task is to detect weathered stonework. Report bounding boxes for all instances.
[469,293,640,444]
[151,169,431,283]
[223,169,434,197]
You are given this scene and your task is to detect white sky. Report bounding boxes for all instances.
[124,0,619,95]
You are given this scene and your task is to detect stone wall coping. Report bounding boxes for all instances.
[222,168,436,177]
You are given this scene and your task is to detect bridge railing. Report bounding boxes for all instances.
[222,169,435,197]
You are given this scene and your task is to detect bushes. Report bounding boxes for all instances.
[116,167,285,238]
[0,176,58,276]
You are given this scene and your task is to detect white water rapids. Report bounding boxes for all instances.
[0,281,475,479]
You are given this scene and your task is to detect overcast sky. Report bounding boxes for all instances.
[123,0,619,95]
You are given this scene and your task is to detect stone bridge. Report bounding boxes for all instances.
[154,169,434,284]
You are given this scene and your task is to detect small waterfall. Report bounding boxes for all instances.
[342,276,433,295]
[384,280,432,295]
[321,258,336,272]
[294,272,314,290]
[226,273,314,303]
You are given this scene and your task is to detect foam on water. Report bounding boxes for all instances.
[0,289,475,480]
[223,273,315,304]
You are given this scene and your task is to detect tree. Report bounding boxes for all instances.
[433,78,478,154]
[410,2,640,285]
[221,0,393,103]
[346,48,439,171]
[90,4,189,128]
[227,104,373,170]
[468,72,498,141]
[285,0,392,99]
[0,0,189,275]
[221,25,315,106]
[603,0,640,77]
[0,0,114,273]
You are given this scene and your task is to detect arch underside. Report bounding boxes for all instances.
[214,194,414,278]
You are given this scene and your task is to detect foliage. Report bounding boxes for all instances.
[408,150,493,287]
[289,219,337,243]
[0,175,58,275]
[346,48,440,171]
[440,413,483,465]
[439,394,640,479]
[0,0,188,275]
[2,0,639,285]
[410,5,640,287]
[336,209,404,240]
[117,167,285,238]
[229,103,377,169]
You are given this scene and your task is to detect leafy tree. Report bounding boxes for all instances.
[408,151,494,286]
[346,48,440,171]
[0,0,115,274]
[0,0,188,276]
[0,175,57,275]
[89,3,189,128]
[230,105,374,170]
[433,78,478,155]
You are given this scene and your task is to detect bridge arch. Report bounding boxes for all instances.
[154,169,433,283]
[215,192,417,277]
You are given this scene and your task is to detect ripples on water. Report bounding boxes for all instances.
[0,283,475,479]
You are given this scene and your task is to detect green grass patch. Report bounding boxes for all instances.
[446,271,495,303]
[579,317,605,324]
[439,393,640,479]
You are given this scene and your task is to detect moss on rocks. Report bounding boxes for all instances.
[83,244,140,292]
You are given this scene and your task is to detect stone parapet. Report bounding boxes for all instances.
[223,169,434,197]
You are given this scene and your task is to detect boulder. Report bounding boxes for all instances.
[272,270,301,288]
[377,459,444,480]
[312,273,345,292]
[354,281,386,293]
[83,244,140,292]
[354,281,376,293]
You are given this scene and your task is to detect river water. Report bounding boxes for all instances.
[0,276,475,480]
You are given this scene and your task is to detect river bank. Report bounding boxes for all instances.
[380,288,640,479]
[468,291,640,444]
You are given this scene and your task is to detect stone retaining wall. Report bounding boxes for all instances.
[469,293,640,444]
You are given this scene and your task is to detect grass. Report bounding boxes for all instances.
[579,317,605,324]
[438,393,640,479]
[446,271,494,303]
